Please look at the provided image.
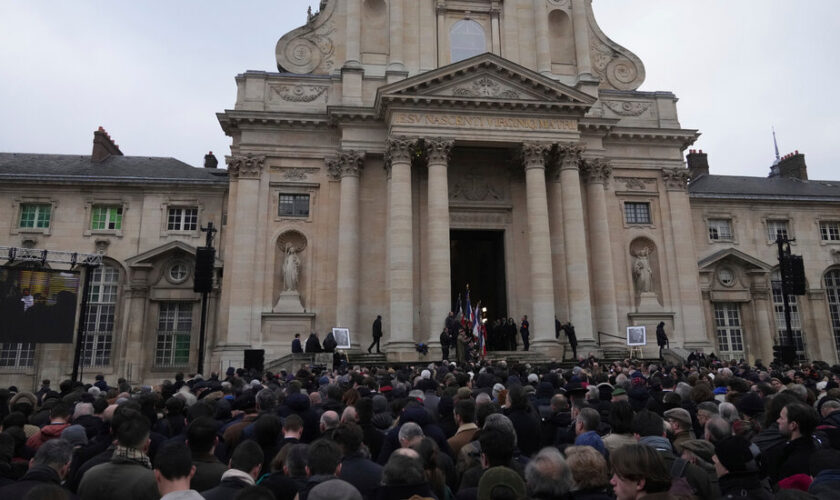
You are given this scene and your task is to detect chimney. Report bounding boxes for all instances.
[91,127,123,163]
[686,149,709,179]
[770,151,808,180]
[204,151,219,169]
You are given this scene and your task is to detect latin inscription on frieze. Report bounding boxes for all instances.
[393,112,577,132]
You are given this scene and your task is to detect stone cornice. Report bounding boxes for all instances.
[217,110,330,135]
[606,127,700,150]
[227,154,266,179]
[327,106,379,124]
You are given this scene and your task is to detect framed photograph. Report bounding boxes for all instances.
[332,327,351,349]
[627,326,646,346]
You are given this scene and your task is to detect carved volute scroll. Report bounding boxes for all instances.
[325,156,341,181]
[520,143,551,171]
[585,2,646,90]
[662,167,691,191]
[425,138,455,166]
[582,158,612,185]
[275,0,337,74]
[227,154,266,179]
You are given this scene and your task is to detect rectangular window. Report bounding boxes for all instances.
[167,207,198,231]
[767,220,789,242]
[820,221,840,241]
[91,205,123,231]
[155,302,192,368]
[714,303,745,361]
[82,266,120,367]
[624,202,651,225]
[278,194,310,217]
[708,219,733,241]
[19,203,51,229]
[0,343,35,368]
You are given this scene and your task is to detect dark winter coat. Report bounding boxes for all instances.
[201,476,252,500]
[0,464,78,499]
[339,452,384,500]
[77,455,158,500]
[717,471,773,499]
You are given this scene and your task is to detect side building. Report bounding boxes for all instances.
[0,128,227,388]
[688,150,840,365]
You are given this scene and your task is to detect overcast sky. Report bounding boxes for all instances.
[0,1,836,179]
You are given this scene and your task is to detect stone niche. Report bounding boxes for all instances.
[629,237,661,312]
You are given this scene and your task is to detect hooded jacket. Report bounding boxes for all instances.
[25,422,70,450]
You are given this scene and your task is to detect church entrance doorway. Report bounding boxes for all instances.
[450,229,508,349]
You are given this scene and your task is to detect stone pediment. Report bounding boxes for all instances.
[126,241,221,268]
[698,248,772,272]
[375,53,597,115]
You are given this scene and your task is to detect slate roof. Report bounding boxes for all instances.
[689,174,840,202]
[0,153,228,185]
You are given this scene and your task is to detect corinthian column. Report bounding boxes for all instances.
[533,0,551,74]
[330,151,365,344]
[386,137,418,354]
[582,158,619,344]
[425,138,454,344]
[555,144,595,351]
[521,143,556,349]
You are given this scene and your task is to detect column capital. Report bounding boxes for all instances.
[581,157,613,185]
[424,137,454,166]
[385,136,419,177]
[327,150,366,180]
[520,142,551,170]
[662,167,691,191]
[226,153,266,179]
[556,143,586,170]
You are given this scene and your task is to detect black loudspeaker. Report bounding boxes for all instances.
[193,247,215,293]
[782,254,806,295]
[244,349,265,373]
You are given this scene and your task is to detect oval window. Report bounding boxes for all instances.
[450,20,486,63]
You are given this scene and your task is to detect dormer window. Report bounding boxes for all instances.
[450,20,486,63]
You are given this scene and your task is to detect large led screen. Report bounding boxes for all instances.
[0,267,80,343]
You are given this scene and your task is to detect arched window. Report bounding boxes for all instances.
[82,264,120,367]
[771,270,806,360]
[450,20,486,63]
[825,269,840,359]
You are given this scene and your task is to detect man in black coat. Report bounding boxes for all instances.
[201,440,263,500]
[558,321,578,360]
[335,423,383,500]
[368,315,383,353]
[519,315,530,351]
[291,333,303,353]
[656,321,669,359]
[305,332,323,353]
[0,439,76,499]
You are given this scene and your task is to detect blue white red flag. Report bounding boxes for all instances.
[464,288,472,330]
[472,301,481,339]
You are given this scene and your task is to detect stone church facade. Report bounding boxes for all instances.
[1,0,840,386]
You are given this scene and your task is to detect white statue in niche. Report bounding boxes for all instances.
[633,247,653,294]
[282,242,300,292]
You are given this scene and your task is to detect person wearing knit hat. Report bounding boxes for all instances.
[713,436,772,499]
[478,466,526,500]
[60,424,88,448]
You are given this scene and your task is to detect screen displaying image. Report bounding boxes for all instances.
[0,267,80,343]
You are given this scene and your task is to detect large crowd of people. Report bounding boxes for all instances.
[1,354,840,500]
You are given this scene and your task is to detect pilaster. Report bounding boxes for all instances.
[582,157,620,346]
[332,150,365,347]
[533,0,551,74]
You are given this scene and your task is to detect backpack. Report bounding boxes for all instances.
[669,457,697,497]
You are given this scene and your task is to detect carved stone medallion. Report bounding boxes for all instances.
[271,85,328,103]
[602,100,652,117]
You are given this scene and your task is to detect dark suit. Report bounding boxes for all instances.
[368,317,383,353]
[291,337,303,353]
[519,319,530,351]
